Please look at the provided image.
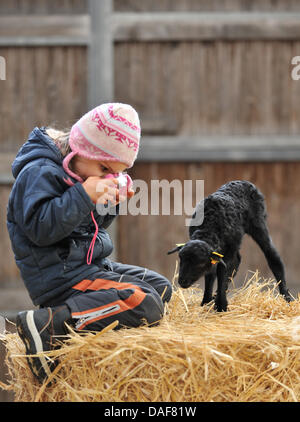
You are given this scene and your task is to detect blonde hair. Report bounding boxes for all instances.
[46,127,72,157]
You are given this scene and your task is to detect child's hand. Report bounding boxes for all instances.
[104,173,135,205]
[117,188,135,205]
[82,176,119,204]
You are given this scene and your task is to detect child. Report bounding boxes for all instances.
[7,103,172,383]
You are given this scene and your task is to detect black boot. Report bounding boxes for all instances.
[16,305,72,383]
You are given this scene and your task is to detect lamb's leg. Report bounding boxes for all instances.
[249,220,294,302]
[201,273,216,306]
[214,261,228,312]
[225,251,241,291]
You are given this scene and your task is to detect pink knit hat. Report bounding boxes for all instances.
[63,103,141,182]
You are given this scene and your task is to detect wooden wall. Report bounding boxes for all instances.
[0,46,87,152]
[114,41,300,136]
[114,0,300,12]
[0,0,86,14]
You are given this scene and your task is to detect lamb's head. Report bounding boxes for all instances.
[168,240,215,288]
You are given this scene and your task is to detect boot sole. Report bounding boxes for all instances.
[16,311,52,384]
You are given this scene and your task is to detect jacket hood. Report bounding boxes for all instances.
[12,127,63,179]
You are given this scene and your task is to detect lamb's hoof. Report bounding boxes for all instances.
[214,299,228,312]
[201,297,213,306]
[283,291,295,303]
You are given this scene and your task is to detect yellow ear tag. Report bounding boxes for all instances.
[176,243,186,247]
[210,251,224,265]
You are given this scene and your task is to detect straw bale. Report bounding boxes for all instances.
[1,270,300,402]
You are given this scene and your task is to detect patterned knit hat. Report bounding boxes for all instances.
[63,103,141,182]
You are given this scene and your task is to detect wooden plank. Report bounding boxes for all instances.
[0,175,14,185]
[88,0,113,107]
[1,12,300,46]
[141,116,178,135]
[0,0,87,15]
[0,153,17,175]
[0,153,16,184]
[0,15,90,46]
[114,41,300,136]
[2,135,300,186]
[114,0,300,13]
[0,47,87,151]
[137,135,300,162]
[112,12,300,41]
[0,37,89,47]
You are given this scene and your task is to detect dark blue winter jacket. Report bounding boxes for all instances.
[7,127,116,306]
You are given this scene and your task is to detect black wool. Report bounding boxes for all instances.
[168,180,293,312]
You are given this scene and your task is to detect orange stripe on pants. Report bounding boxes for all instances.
[71,278,147,329]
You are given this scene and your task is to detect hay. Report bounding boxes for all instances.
[1,269,300,402]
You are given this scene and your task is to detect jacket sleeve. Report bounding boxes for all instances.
[12,165,95,247]
[100,204,120,229]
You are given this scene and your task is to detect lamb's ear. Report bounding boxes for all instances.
[189,229,201,239]
[210,251,226,268]
[218,258,227,269]
[167,243,185,255]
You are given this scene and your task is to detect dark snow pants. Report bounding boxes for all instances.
[62,261,172,331]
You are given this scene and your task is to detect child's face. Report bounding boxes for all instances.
[72,156,128,181]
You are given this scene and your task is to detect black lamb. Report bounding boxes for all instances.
[168,180,294,312]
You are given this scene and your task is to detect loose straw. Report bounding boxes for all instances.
[1,270,300,402]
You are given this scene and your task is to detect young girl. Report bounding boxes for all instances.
[7,103,172,383]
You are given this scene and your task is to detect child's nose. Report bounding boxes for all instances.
[104,173,119,179]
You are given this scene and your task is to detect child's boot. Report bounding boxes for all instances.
[16,305,71,383]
